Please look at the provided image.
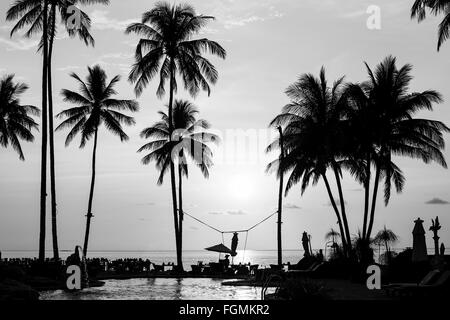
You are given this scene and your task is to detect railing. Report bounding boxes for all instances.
[261,273,283,300]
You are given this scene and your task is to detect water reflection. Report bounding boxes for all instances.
[40,278,262,300]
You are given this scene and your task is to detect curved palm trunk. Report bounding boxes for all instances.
[168,61,182,271]
[83,128,98,257]
[362,153,371,240]
[38,0,49,262]
[366,165,381,240]
[178,163,183,268]
[277,127,284,266]
[332,166,351,251]
[48,4,59,261]
[322,173,348,254]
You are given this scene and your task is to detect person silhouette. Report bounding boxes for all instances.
[224,255,230,269]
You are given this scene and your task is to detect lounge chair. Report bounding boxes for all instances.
[385,270,450,297]
[384,269,440,290]
[286,262,325,278]
[405,271,450,296]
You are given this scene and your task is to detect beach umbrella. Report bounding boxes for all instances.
[412,218,428,262]
[205,243,233,254]
[205,243,233,261]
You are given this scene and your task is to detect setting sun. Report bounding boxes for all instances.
[227,175,256,200]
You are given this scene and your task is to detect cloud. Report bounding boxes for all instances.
[198,27,220,35]
[0,37,38,51]
[284,203,301,209]
[93,51,134,75]
[99,52,133,60]
[227,210,247,215]
[425,198,450,205]
[208,211,224,215]
[90,10,136,31]
[56,65,82,72]
[223,5,284,29]
[189,226,199,230]
[224,15,265,28]
[340,9,366,19]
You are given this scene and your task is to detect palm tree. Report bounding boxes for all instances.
[267,67,352,256]
[346,56,449,241]
[0,74,40,160]
[352,230,374,264]
[411,0,450,50]
[325,228,341,257]
[138,99,218,270]
[7,0,49,262]
[325,228,341,245]
[126,2,226,269]
[276,126,285,266]
[7,0,109,260]
[374,226,398,263]
[56,65,138,257]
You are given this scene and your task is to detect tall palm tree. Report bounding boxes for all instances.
[7,0,109,260]
[346,56,449,241]
[0,74,40,160]
[411,0,450,50]
[138,100,218,270]
[126,2,226,269]
[276,126,285,266]
[7,0,49,261]
[56,65,138,257]
[267,67,352,256]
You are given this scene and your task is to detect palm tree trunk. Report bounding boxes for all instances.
[38,0,49,263]
[277,127,284,266]
[362,153,371,240]
[83,128,98,257]
[168,60,181,271]
[366,165,381,241]
[332,165,351,252]
[48,4,59,261]
[178,163,183,269]
[322,173,347,254]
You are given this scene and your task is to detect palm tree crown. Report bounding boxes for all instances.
[125,1,226,97]
[0,74,40,160]
[138,99,219,184]
[373,226,398,252]
[411,0,450,50]
[56,65,138,146]
[350,56,447,203]
[267,67,348,194]
[7,0,109,46]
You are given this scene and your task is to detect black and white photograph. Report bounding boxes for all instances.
[0,0,449,314]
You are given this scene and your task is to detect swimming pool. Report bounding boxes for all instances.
[39,278,266,300]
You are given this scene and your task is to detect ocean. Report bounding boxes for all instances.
[1,249,305,269]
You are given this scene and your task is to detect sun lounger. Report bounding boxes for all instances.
[405,271,450,296]
[385,270,450,297]
[286,262,325,278]
[384,269,440,290]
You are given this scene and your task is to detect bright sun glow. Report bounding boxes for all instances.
[227,175,255,200]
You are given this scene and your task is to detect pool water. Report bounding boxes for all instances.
[40,278,267,300]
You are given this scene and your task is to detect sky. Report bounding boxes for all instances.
[1,0,450,256]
